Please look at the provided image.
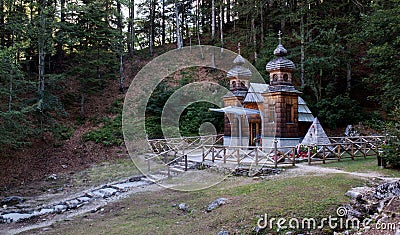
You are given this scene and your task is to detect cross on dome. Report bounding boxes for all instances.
[278,30,282,45]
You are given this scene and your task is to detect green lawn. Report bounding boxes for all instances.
[320,155,400,177]
[32,173,366,235]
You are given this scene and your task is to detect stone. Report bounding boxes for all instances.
[1,196,24,206]
[111,181,147,190]
[374,180,400,200]
[1,212,32,222]
[99,188,118,198]
[77,196,91,203]
[129,176,144,182]
[217,231,229,235]
[178,203,189,212]
[206,198,227,212]
[345,190,362,200]
[65,199,80,209]
[47,174,58,181]
[54,204,67,213]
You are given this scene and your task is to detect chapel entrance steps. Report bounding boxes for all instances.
[145,153,201,183]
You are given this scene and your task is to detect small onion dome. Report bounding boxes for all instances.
[266,44,296,72]
[227,54,252,78]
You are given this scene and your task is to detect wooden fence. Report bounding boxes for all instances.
[201,136,385,167]
[145,135,385,173]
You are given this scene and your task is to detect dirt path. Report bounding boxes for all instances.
[291,164,399,181]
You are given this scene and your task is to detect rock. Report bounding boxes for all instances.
[374,180,400,200]
[47,174,58,181]
[54,204,67,213]
[206,198,227,212]
[217,231,229,235]
[1,212,33,223]
[345,190,362,200]
[129,176,144,182]
[1,196,24,206]
[65,199,80,209]
[87,187,117,199]
[111,181,147,190]
[77,196,91,203]
[178,203,189,212]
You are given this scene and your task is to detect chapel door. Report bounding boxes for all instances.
[250,122,261,146]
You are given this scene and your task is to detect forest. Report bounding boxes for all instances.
[0,0,399,161]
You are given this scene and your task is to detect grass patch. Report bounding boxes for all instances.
[72,157,140,187]
[82,114,123,146]
[36,173,365,235]
[320,156,400,177]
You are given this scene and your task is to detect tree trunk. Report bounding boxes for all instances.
[119,54,124,92]
[81,94,85,118]
[226,0,230,24]
[347,62,351,92]
[220,4,223,48]
[175,1,183,49]
[8,70,13,112]
[281,0,286,32]
[300,10,305,87]
[38,0,46,96]
[162,0,166,45]
[0,0,5,47]
[260,2,264,46]
[252,17,256,60]
[149,0,155,55]
[211,0,215,40]
[127,0,135,55]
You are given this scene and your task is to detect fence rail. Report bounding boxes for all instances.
[144,135,385,175]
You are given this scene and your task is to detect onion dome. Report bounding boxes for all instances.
[266,31,296,86]
[227,54,252,78]
[265,44,296,72]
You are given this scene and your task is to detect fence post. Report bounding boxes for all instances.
[184,155,188,171]
[212,146,215,162]
[307,146,311,165]
[351,143,354,160]
[274,139,278,168]
[255,147,259,166]
[322,146,326,164]
[202,145,205,161]
[338,145,341,161]
[237,148,240,165]
[363,142,367,159]
[292,147,296,166]
[223,147,226,164]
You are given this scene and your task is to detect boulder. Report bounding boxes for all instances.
[178,203,189,212]
[206,198,227,212]
[1,196,24,206]
[374,180,400,200]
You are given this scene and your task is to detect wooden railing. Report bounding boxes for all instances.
[145,135,224,177]
[145,135,385,173]
[201,144,297,168]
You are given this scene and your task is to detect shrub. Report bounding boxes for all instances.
[381,105,400,169]
[82,114,123,146]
